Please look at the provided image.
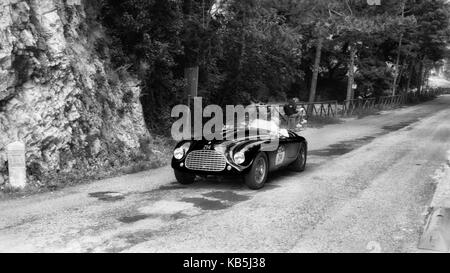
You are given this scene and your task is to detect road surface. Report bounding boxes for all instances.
[1,96,450,253]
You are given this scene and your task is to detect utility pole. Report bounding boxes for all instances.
[392,1,406,96]
[346,45,356,102]
[309,37,324,103]
[183,0,200,104]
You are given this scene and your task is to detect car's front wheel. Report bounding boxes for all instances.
[244,153,269,190]
[174,170,196,185]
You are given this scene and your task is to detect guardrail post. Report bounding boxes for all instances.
[7,141,27,189]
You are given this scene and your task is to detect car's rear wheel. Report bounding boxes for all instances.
[174,170,196,185]
[290,143,307,172]
[244,153,269,190]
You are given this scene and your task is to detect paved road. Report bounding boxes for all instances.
[1,96,450,253]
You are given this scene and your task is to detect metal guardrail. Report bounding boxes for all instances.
[251,88,443,121]
[252,102,339,120]
[298,101,338,118]
[339,89,442,117]
[377,95,406,110]
[406,89,444,100]
[341,95,408,116]
[341,98,376,117]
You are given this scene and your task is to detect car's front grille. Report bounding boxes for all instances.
[186,150,227,172]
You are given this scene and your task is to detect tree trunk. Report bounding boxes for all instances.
[183,0,199,104]
[406,62,414,93]
[308,37,324,103]
[392,35,403,96]
[346,46,356,102]
[237,27,247,73]
[397,59,407,94]
[392,1,406,96]
[417,60,424,94]
[185,66,199,98]
[424,68,431,92]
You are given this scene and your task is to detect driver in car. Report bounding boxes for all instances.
[284,98,306,130]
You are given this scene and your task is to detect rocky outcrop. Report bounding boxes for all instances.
[0,0,155,188]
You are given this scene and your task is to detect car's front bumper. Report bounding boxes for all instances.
[171,158,250,176]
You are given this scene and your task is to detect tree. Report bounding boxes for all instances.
[409,0,450,93]
[278,0,335,102]
[325,0,418,100]
[392,0,406,96]
[210,0,303,105]
[99,0,450,134]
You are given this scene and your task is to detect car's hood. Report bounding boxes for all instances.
[190,128,278,154]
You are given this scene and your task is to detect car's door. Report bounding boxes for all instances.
[270,130,297,168]
[266,130,301,170]
[283,132,301,163]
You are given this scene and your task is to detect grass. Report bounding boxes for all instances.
[356,108,381,119]
[406,95,438,105]
[306,115,344,128]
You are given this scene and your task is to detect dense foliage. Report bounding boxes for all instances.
[100,0,450,133]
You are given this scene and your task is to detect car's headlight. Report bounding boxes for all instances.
[174,142,191,160]
[174,148,185,160]
[233,152,246,165]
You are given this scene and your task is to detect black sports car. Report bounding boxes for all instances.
[171,122,308,190]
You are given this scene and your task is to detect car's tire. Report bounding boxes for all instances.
[244,153,269,190]
[174,169,196,185]
[290,143,307,172]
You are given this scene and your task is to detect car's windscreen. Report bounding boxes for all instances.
[248,119,280,133]
[218,119,289,139]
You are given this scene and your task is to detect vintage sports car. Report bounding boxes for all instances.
[172,120,308,190]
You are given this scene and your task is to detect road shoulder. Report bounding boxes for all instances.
[430,150,450,208]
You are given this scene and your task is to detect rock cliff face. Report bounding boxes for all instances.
[0,0,154,188]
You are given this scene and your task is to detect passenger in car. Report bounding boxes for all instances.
[283,98,306,130]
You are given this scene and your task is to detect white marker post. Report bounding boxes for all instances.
[7,141,26,189]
